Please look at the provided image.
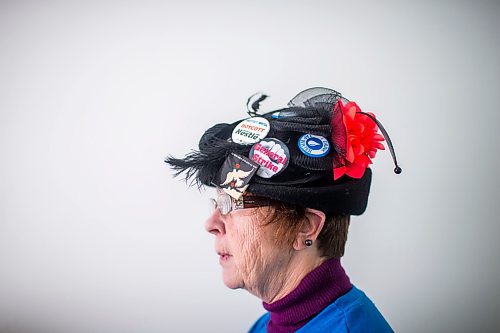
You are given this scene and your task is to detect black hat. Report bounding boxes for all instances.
[165,87,401,215]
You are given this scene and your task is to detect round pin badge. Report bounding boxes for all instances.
[298,134,330,158]
[249,138,290,178]
[231,117,270,145]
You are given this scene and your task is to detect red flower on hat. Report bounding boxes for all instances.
[333,100,385,180]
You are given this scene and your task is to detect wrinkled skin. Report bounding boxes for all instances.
[205,205,295,302]
[205,188,327,303]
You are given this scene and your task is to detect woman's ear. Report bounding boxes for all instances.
[293,208,326,250]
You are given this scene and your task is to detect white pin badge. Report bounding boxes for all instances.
[249,138,290,178]
[298,134,330,158]
[231,117,270,145]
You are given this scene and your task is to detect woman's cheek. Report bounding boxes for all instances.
[239,227,265,278]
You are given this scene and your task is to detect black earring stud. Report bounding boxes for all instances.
[304,239,313,246]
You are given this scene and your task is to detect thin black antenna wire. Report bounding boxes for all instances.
[357,111,402,174]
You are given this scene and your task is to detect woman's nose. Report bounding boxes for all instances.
[205,209,226,236]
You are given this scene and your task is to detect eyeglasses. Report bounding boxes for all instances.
[209,191,274,216]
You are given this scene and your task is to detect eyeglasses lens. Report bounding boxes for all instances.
[209,198,217,214]
[217,194,232,215]
[209,193,232,215]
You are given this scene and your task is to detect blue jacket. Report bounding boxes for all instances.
[248,286,393,333]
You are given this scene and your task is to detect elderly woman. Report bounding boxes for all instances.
[166,87,400,332]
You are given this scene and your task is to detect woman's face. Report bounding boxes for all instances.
[205,194,292,298]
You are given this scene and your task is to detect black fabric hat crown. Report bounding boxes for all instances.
[165,87,401,215]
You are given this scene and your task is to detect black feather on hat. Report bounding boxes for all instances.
[165,87,401,215]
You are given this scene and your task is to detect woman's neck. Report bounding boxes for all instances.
[261,254,327,304]
[262,258,352,333]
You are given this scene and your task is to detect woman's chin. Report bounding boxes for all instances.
[222,269,242,289]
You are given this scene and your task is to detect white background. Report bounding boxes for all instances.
[1,1,499,332]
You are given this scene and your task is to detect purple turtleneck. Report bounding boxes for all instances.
[263,258,352,333]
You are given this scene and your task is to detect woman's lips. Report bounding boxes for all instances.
[217,252,232,264]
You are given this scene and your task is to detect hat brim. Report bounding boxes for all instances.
[247,168,372,215]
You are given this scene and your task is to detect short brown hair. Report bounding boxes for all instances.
[257,203,350,258]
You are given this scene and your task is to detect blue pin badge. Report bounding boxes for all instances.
[298,134,330,158]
